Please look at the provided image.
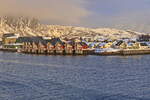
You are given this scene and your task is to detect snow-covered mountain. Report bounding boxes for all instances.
[0,16,146,39]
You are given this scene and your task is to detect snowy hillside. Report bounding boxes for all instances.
[0,16,146,39]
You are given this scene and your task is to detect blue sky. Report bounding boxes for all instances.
[0,0,150,32]
[81,0,150,32]
[84,0,149,23]
[88,0,149,14]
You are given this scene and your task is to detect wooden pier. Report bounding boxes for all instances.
[121,49,150,55]
[99,49,150,56]
[21,49,93,55]
[1,48,150,56]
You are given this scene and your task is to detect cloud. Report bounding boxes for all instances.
[1,0,150,33]
[0,0,90,25]
[80,0,150,33]
[109,10,150,33]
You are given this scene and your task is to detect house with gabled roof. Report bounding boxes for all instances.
[46,42,55,54]
[139,42,149,49]
[2,33,19,45]
[75,42,89,55]
[65,41,75,54]
[16,36,46,54]
[113,40,127,49]
[45,38,64,54]
[55,41,65,54]
[37,41,47,54]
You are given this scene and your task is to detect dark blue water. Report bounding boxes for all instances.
[0,52,150,100]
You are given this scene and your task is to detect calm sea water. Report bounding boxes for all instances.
[0,52,150,100]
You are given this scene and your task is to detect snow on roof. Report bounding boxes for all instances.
[127,42,134,46]
[7,36,19,39]
[98,42,107,47]
[43,37,52,40]
[89,43,96,46]
[4,43,23,46]
[146,42,150,46]
[140,42,148,46]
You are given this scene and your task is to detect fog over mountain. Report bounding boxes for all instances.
[0,0,150,33]
[0,0,89,25]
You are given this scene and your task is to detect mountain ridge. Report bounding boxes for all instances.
[0,16,146,39]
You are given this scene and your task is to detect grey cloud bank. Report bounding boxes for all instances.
[0,0,90,25]
[0,0,150,33]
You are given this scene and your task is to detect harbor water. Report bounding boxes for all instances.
[0,52,150,100]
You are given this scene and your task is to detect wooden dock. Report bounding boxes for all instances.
[1,47,150,56]
[99,49,150,56]
[21,49,93,55]
[121,49,150,55]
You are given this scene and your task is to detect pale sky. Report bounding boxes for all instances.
[0,0,150,32]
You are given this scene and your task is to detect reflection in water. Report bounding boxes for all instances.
[0,52,150,100]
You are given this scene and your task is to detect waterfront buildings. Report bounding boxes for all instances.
[1,33,150,55]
